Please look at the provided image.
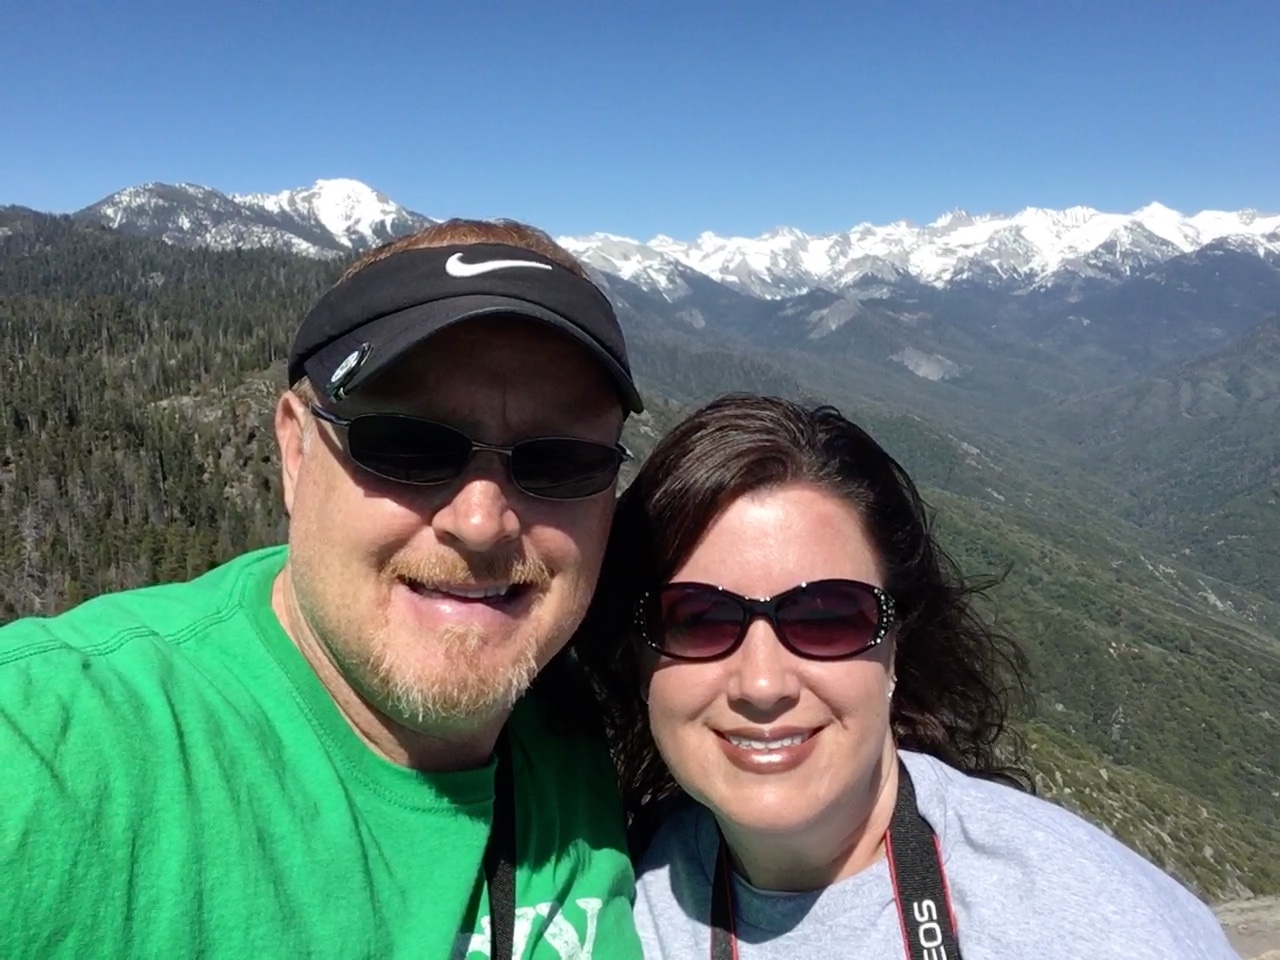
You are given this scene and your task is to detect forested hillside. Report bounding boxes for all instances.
[1044,315,1280,603]
[0,210,337,615]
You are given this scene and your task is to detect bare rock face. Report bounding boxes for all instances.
[1216,897,1280,959]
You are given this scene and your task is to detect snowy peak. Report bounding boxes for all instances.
[77,178,434,256]
[561,203,1280,299]
[559,233,702,298]
[233,178,420,250]
[89,182,242,229]
[76,178,1278,300]
[927,209,981,232]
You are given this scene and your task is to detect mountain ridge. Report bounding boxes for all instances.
[77,178,435,258]
[76,177,1280,299]
[567,200,1280,299]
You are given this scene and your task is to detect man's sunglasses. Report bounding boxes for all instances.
[309,405,631,501]
[640,579,896,661]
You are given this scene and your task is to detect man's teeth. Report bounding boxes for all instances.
[726,734,809,751]
[410,582,512,600]
[449,586,510,600]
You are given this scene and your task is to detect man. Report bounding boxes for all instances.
[0,219,645,959]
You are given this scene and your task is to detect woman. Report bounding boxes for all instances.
[578,395,1238,959]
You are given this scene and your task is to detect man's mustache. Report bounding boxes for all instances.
[384,552,553,589]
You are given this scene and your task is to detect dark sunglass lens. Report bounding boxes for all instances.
[658,587,744,659]
[778,581,882,658]
[347,416,472,484]
[511,438,620,499]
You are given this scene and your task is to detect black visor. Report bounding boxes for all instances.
[289,243,642,413]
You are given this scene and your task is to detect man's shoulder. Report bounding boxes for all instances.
[0,546,290,808]
[0,546,286,666]
[0,547,287,721]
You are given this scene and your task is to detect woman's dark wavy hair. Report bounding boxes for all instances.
[573,394,1032,852]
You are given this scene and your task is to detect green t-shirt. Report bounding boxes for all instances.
[0,546,641,959]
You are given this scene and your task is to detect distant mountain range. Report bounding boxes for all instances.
[565,204,1280,299]
[58,175,1280,620]
[73,179,1280,395]
[77,179,435,257]
[78,178,1280,299]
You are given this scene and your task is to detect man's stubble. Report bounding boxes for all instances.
[290,531,556,731]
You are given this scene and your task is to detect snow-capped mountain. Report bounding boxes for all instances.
[78,179,433,257]
[30,178,1280,422]
[560,233,718,300]
[76,177,1279,304]
[562,203,1280,300]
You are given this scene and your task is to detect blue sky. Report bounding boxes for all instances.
[2,0,1277,238]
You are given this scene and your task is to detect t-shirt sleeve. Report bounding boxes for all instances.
[0,633,123,955]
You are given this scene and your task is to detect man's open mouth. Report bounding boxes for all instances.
[400,578,529,604]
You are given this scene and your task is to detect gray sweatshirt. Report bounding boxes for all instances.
[633,750,1240,959]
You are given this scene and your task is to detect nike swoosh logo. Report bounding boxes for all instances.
[444,253,554,278]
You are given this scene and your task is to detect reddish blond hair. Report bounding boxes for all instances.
[340,217,589,283]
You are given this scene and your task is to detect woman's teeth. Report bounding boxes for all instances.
[726,734,809,751]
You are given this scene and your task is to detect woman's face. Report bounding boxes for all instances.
[645,482,897,841]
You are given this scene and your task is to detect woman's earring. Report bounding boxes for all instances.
[887,678,896,702]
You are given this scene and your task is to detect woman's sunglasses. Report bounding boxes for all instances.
[640,579,896,661]
[309,405,631,501]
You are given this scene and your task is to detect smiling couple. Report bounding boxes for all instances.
[0,220,1239,959]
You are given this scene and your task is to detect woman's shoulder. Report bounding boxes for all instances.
[903,749,1165,874]
[632,800,720,957]
[637,797,714,882]
[901,751,1236,956]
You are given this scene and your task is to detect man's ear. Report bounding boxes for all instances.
[275,391,309,517]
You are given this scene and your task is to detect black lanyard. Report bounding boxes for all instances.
[709,759,962,960]
[483,731,517,959]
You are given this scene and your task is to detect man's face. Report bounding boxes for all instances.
[277,318,623,733]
